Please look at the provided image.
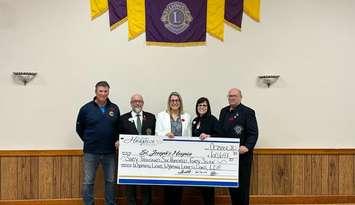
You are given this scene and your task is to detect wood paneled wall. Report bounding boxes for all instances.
[0,149,354,204]
[250,151,355,196]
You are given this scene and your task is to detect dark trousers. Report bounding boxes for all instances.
[125,185,152,205]
[200,187,214,205]
[229,153,253,205]
[164,186,183,205]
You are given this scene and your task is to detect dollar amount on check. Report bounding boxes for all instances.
[117,135,239,187]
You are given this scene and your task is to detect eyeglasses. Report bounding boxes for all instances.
[170,99,180,102]
[227,95,239,98]
[198,104,208,107]
[131,100,143,103]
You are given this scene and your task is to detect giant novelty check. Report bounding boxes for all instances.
[117,135,239,187]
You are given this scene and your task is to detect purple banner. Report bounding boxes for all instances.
[225,0,243,30]
[145,0,207,45]
[109,0,127,30]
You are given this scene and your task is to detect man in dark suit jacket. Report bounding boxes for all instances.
[120,94,156,205]
[219,88,258,205]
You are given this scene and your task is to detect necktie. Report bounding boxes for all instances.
[136,114,142,134]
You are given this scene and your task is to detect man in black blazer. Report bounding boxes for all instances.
[219,88,258,205]
[120,94,156,205]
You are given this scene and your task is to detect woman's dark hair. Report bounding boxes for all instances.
[195,97,211,117]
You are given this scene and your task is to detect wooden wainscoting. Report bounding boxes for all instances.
[0,149,354,204]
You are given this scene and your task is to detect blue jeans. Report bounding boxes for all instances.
[83,153,117,205]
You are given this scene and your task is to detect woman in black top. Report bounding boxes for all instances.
[192,97,222,205]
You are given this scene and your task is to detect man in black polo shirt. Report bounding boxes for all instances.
[76,81,120,205]
[219,88,258,205]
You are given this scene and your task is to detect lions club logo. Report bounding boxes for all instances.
[161,1,193,35]
[234,125,243,135]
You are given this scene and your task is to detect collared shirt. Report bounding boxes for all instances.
[131,110,143,129]
[94,98,107,114]
[99,106,106,114]
[222,105,240,131]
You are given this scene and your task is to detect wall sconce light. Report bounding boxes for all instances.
[258,75,280,88]
[12,72,37,85]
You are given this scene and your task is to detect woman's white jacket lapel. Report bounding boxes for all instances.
[155,111,192,137]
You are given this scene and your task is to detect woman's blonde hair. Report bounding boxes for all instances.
[166,91,184,114]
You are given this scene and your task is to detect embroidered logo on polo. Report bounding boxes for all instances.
[161,1,193,35]
[234,125,243,135]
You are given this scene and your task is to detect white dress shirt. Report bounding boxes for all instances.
[131,110,143,129]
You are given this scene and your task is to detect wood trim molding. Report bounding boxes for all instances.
[0,150,83,156]
[1,148,355,156]
[0,199,83,205]
[254,148,355,155]
[250,195,355,204]
[1,195,355,205]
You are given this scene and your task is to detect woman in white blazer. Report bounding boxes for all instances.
[156,91,191,137]
[155,91,191,205]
